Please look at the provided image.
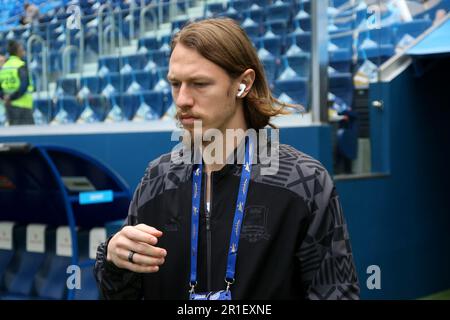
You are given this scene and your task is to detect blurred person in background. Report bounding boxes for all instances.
[0,40,34,125]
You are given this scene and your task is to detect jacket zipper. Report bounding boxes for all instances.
[204,173,213,292]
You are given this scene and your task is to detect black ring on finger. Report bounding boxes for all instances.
[128,250,135,263]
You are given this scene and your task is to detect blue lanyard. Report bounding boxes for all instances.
[190,137,253,293]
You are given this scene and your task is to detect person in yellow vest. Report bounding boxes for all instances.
[0,40,34,125]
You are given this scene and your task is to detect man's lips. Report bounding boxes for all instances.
[179,115,201,125]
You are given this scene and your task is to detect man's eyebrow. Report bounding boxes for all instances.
[166,74,214,82]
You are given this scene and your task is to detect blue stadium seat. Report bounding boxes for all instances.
[2,225,49,298]
[285,31,311,52]
[257,32,283,57]
[80,94,110,122]
[55,96,82,123]
[122,71,155,93]
[294,16,311,32]
[358,27,395,46]
[242,17,261,38]
[265,1,292,22]
[142,90,166,117]
[149,49,170,67]
[329,72,353,107]
[393,19,432,45]
[100,72,122,93]
[48,50,62,73]
[99,56,121,73]
[57,78,79,97]
[284,53,310,78]
[171,17,190,32]
[264,19,290,36]
[73,229,102,300]
[261,56,278,86]
[274,77,308,106]
[206,2,226,16]
[242,5,265,23]
[80,76,100,95]
[217,5,241,21]
[138,36,160,51]
[123,53,148,71]
[33,98,54,123]
[253,0,271,7]
[0,223,16,294]
[33,229,72,300]
[231,0,251,11]
[331,34,353,49]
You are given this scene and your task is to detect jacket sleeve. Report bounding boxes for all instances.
[94,186,144,300]
[8,65,30,100]
[296,169,360,300]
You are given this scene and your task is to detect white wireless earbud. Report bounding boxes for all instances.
[237,83,246,97]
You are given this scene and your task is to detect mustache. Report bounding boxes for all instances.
[175,111,202,121]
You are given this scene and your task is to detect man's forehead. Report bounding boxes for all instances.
[168,45,226,80]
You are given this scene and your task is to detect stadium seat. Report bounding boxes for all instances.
[274,77,308,107]
[80,76,100,95]
[138,36,160,51]
[33,98,55,123]
[285,31,311,52]
[358,27,395,47]
[79,94,110,122]
[242,5,265,23]
[122,71,155,93]
[265,1,292,23]
[206,3,226,16]
[2,224,48,298]
[33,226,73,300]
[0,222,16,293]
[231,0,251,11]
[242,17,261,38]
[149,48,170,67]
[99,56,121,73]
[264,19,290,36]
[73,228,105,300]
[329,72,354,108]
[122,53,148,71]
[100,72,122,94]
[257,31,283,57]
[284,52,310,78]
[56,78,79,97]
[54,96,82,123]
[393,19,432,45]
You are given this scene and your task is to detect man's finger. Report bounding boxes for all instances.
[134,224,163,237]
[117,247,165,267]
[121,226,158,245]
[115,259,160,273]
[117,236,167,259]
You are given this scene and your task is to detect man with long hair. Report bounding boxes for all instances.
[95,18,359,300]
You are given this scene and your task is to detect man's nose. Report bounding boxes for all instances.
[175,83,194,109]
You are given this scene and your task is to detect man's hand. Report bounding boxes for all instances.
[106,224,167,273]
[3,95,11,108]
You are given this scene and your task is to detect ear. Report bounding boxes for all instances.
[236,69,255,98]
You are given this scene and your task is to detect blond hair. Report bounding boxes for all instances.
[170,18,301,129]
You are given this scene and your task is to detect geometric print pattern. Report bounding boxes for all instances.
[129,144,360,299]
[253,144,360,299]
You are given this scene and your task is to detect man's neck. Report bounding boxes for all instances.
[203,133,246,175]
[204,126,248,175]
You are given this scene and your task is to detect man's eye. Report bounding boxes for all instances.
[170,82,180,88]
[194,83,208,87]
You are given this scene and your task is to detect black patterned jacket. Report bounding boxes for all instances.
[94,144,360,300]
